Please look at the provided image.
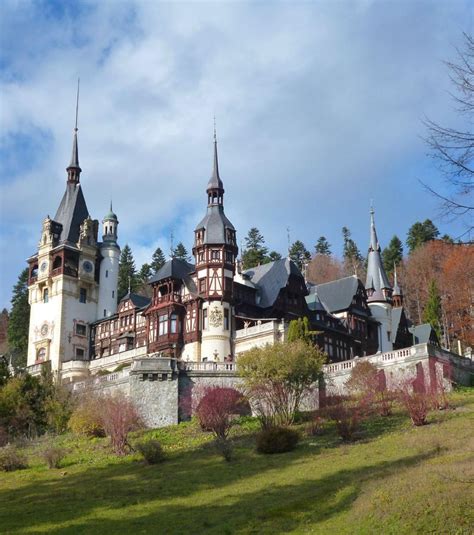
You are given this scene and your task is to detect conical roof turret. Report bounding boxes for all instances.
[365,207,391,302]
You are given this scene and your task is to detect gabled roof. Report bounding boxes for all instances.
[120,292,151,309]
[244,258,303,309]
[54,183,89,244]
[311,275,362,313]
[409,323,438,345]
[148,258,195,284]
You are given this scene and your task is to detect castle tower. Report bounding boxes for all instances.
[26,90,100,380]
[365,207,393,352]
[97,202,120,319]
[193,129,238,361]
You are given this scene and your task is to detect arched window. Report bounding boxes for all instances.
[37,347,46,362]
[43,289,49,303]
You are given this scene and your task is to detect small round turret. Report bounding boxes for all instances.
[102,202,118,242]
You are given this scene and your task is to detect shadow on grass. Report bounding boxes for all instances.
[0,434,442,535]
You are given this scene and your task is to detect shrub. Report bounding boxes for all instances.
[256,427,299,454]
[306,415,325,437]
[41,444,67,469]
[135,439,165,464]
[238,340,326,428]
[69,397,105,438]
[101,393,143,455]
[397,381,429,426]
[0,445,27,472]
[0,426,8,447]
[323,395,365,441]
[195,387,249,462]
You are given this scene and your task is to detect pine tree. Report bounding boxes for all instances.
[382,235,403,276]
[268,251,282,262]
[423,280,442,340]
[138,263,152,284]
[406,219,440,254]
[172,242,190,262]
[7,268,30,368]
[150,247,166,273]
[342,227,364,275]
[242,227,269,269]
[314,236,331,255]
[289,240,311,271]
[117,244,138,301]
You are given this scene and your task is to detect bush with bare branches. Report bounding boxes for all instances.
[397,375,430,426]
[195,386,250,461]
[100,393,143,455]
[322,395,368,441]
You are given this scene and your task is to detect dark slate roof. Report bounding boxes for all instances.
[365,209,391,298]
[54,183,89,244]
[68,129,80,170]
[121,292,151,309]
[306,291,327,312]
[244,258,303,309]
[391,307,403,343]
[148,258,195,284]
[194,205,235,244]
[207,140,224,191]
[409,323,436,344]
[311,276,360,313]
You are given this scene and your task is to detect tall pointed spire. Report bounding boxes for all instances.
[67,79,82,184]
[206,119,224,206]
[365,206,391,302]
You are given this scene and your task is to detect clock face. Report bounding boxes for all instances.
[40,324,48,336]
[40,261,48,272]
[83,261,93,273]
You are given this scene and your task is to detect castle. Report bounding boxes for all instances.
[26,117,440,385]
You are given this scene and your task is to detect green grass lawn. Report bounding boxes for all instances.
[1,389,473,535]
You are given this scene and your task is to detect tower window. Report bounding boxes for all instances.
[75,347,85,359]
[202,308,208,330]
[79,288,87,303]
[106,270,108,278]
[112,290,115,298]
[199,278,206,293]
[76,324,86,336]
[211,250,220,260]
[224,308,229,330]
[43,289,49,303]
[104,309,107,318]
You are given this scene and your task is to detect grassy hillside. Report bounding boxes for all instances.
[0,389,473,535]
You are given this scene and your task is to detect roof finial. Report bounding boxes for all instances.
[213,115,217,143]
[75,78,80,132]
[110,198,113,212]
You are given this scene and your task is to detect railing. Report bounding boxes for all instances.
[235,321,282,339]
[72,368,130,391]
[324,346,417,374]
[181,361,237,372]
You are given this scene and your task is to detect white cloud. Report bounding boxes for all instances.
[0,0,471,307]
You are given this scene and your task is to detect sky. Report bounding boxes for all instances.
[0,0,472,309]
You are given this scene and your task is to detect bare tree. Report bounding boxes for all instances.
[422,32,474,236]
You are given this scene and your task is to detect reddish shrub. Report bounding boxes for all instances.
[100,393,143,455]
[397,378,429,426]
[322,395,366,441]
[195,387,249,461]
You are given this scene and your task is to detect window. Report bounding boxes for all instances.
[170,313,177,334]
[387,331,391,341]
[203,308,208,330]
[198,252,204,263]
[43,289,49,303]
[112,290,115,298]
[79,288,87,303]
[199,278,206,293]
[105,270,108,278]
[226,251,233,263]
[159,314,168,336]
[76,324,86,336]
[224,308,229,330]
[211,250,220,260]
[75,347,85,359]
[104,309,107,318]
[37,347,46,362]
